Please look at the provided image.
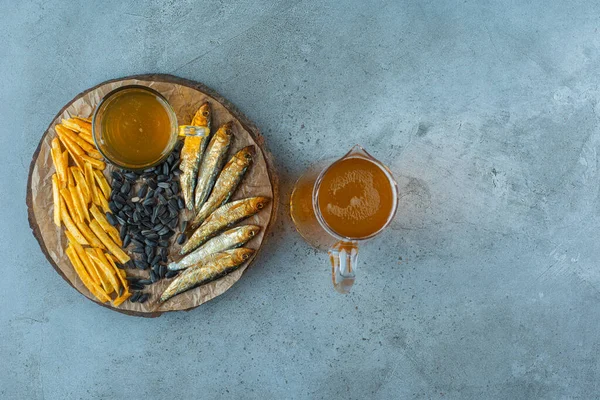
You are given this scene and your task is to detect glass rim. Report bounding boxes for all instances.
[312,145,399,242]
[92,85,179,171]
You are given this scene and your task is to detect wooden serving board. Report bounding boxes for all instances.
[27,74,278,317]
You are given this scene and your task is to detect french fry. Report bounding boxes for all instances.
[73,116,92,124]
[67,169,74,187]
[82,155,106,170]
[85,249,114,294]
[51,138,67,184]
[75,220,105,249]
[96,249,121,292]
[60,187,84,223]
[78,132,95,145]
[74,184,90,221]
[84,162,99,205]
[93,170,111,199]
[63,118,92,135]
[112,292,131,307]
[71,167,90,204]
[66,246,110,303]
[69,184,86,223]
[58,133,84,169]
[52,174,61,226]
[97,190,111,214]
[65,231,102,286]
[89,204,121,246]
[56,124,95,153]
[106,254,128,292]
[86,149,103,160]
[59,198,88,245]
[89,220,130,264]
[56,125,85,155]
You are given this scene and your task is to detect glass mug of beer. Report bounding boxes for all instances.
[290,145,398,293]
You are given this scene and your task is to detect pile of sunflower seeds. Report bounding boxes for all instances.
[106,141,187,303]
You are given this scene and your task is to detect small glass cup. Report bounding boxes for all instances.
[92,85,179,170]
[290,145,398,293]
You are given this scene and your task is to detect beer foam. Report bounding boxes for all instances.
[325,170,380,222]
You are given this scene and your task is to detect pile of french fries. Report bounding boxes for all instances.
[51,116,132,306]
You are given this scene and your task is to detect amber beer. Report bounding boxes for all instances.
[317,157,395,238]
[290,146,398,293]
[93,86,178,170]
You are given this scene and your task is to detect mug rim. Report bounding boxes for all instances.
[312,146,399,242]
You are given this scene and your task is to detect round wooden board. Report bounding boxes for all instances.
[27,74,278,317]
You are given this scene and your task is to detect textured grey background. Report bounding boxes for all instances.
[2,0,600,399]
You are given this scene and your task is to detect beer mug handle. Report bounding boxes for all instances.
[328,241,358,294]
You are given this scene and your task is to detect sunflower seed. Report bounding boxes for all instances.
[152,223,164,232]
[138,293,149,303]
[143,197,154,207]
[157,182,170,189]
[106,212,117,226]
[126,276,140,282]
[152,263,160,275]
[114,194,127,205]
[179,220,187,232]
[123,234,131,248]
[150,271,159,283]
[120,181,130,194]
[116,215,126,225]
[157,226,171,236]
[160,231,175,240]
[157,174,168,182]
[109,201,119,213]
[110,171,121,181]
[165,270,179,279]
[159,265,167,278]
[145,246,154,259]
[124,172,137,181]
[151,254,161,265]
[145,239,158,247]
[158,239,169,247]
[176,233,186,245]
[168,218,179,230]
[177,197,185,210]
[134,259,149,269]
[130,291,142,302]
[137,186,148,198]
[137,279,152,285]
[160,247,168,261]
[147,179,157,189]
[133,246,145,254]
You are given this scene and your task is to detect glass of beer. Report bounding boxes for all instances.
[290,145,398,293]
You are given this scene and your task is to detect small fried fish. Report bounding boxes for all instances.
[180,102,211,210]
[169,225,260,271]
[160,248,255,302]
[191,146,254,228]
[181,196,270,254]
[193,122,233,211]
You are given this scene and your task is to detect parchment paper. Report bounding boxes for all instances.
[29,78,274,315]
